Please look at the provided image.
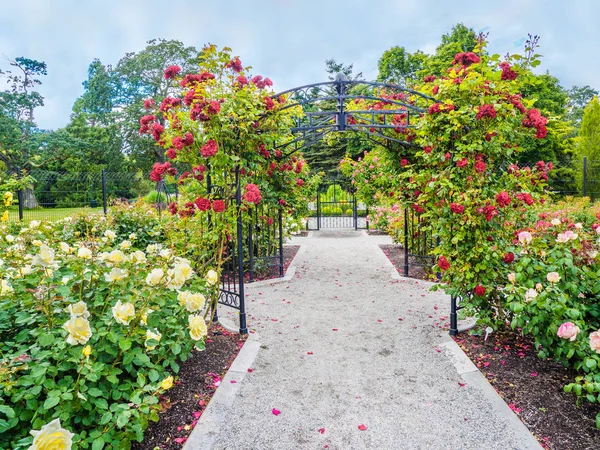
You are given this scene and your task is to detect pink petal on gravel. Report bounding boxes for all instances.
[318,428,325,434]
[272,408,281,416]
[531,372,538,377]
[358,424,367,431]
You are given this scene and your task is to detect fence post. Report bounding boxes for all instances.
[236,167,248,335]
[403,208,409,277]
[449,295,458,336]
[102,170,107,215]
[278,207,284,277]
[583,156,588,197]
[17,189,24,221]
[353,194,358,231]
[316,189,321,230]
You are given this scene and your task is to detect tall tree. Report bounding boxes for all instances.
[112,39,200,169]
[377,46,427,84]
[567,85,599,126]
[576,95,600,196]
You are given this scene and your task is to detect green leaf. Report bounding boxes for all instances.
[92,436,105,450]
[172,343,182,355]
[119,339,132,351]
[87,388,103,397]
[586,358,597,370]
[0,405,15,419]
[39,333,55,346]
[43,396,60,409]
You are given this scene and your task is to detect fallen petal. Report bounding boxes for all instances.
[358,424,367,431]
[272,408,281,416]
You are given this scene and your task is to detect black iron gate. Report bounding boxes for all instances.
[306,183,368,230]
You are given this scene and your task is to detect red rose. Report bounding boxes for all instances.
[243,184,262,205]
[412,204,425,214]
[267,217,274,225]
[172,136,184,150]
[168,202,178,216]
[182,132,194,146]
[503,252,515,264]
[201,139,218,158]
[423,146,432,154]
[474,161,486,173]
[264,97,275,110]
[144,98,155,110]
[279,199,287,206]
[452,52,480,67]
[226,57,243,72]
[475,104,496,120]
[450,203,465,214]
[499,62,518,81]
[474,285,486,296]
[151,123,165,141]
[432,85,439,95]
[139,115,156,134]
[296,179,304,187]
[428,103,442,114]
[236,75,248,87]
[438,256,450,271]
[212,200,226,213]
[275,149,282,158]
[401,158,409,167]
[166,148,177,160]
[456,158,468,168]
[195,197,211,211]
[424,75,436,83]
[164,65,181,79]
[207,100,221,115]
[495,191,511,208]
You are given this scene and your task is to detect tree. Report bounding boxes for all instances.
[112,39,200,169]
[576,95,600,196]
[567,85,599,126]
[377,46,427,84]
[73,59,116,127]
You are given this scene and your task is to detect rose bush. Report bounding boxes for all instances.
[0,212,215,449]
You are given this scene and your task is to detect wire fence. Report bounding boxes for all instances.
[8,170,156,222]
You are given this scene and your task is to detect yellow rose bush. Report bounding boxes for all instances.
[0,214,213,449]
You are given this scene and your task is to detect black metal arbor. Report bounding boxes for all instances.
[218,75,462,336]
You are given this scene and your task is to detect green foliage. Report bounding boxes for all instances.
[576,96,600,196]
[0,210,212,449]
[567,85,599,126]
[377,46,426,84]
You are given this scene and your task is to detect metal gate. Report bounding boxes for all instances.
[306,184,368,230]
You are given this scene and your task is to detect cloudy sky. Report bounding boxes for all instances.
[1,0,598,130]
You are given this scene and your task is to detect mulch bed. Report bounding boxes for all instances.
[455,330,600,450]
[133,326,246,450]
[379,244,432,280]
[246,245,300,282]
[366,229,388,236]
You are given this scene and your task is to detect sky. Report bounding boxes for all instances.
[0,0,598,130]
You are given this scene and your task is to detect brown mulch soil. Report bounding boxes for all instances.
[367,229,388,236]
[294,230,310,237]
[455,330,600,450]
[133,326,246,450]
[379,244,433,280]
[247,245,300,282]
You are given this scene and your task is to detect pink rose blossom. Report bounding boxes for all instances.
[590,331,600,354]
[557,322,580,341]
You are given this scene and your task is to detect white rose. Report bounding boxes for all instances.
[112,300,135,325]
[104,230,116,240]
[59,242,71,253]
[29,418,74,450]
[67,301,90,318]
[128,233,137,240]
[574,223,583,229]
[29,220,40,229]
[547,272,561,283]
[146,268,164,286]
[517,231,532,244]
[146,244,159,254]
[0,279,13,295]
[551,218,561,226]
[525,288,538,302]
[159,248,172,260]
[77,247,93,259]
[5,234,15,243]
[63,316,92,345]
[20,265,33,276]
[32,245,56,268]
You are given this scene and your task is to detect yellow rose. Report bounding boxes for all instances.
[82,345,92,357]
[1,210,8,222]
[205,269,219,286]
[141,308,153,325]
[145,329,162,350]
[19,265,33,276]
[146,244,158,254]
[104,267,128,283]
[29,220,40,229]
[146,268,164,286]
[32,245,56,268]
[0,279,13,296]
[184,292,206,313]
[119,240,132,250]
[67,301,90,319]
[175,262,194,281]
[111,300,135,325]
[167,270,186,290]
[77,247,92,259]
[159,248,172,260]
[130,250,146,264]
[3,191,13,206]
[161,375,174,390]
[63,317,92,345]
[59,242,71,253]
[32,240,43,247]
[29,418,74,450]
[188,314,208,341]
[108,250,125,264]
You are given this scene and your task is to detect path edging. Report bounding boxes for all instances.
[438,339,543,449]
[183,332,262,450]
[241,244,306,289]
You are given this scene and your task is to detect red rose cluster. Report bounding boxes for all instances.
[150,162,177,182]
[475,104,496,120]
[251,75,273,89]
[452,52,480,67]
[495,191,511,208]
[522,108,548,139]
[226,57,243,73]
[450,203,465,214]
[499,62,518,81]
[428,103,455,115]
[164,65,181,79]
[438,256,450,271]
[200,139,218,158]
[243,184,262,205]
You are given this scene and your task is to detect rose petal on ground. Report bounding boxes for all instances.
[358,424,367,431]
[458,382,466,387]
[332,328,338,331]
[272,408,281,416]
[231,380,237,383]
[247,368,253,373]
[531,372,538,377]
[318,427,325,434]
[307,351,313,355]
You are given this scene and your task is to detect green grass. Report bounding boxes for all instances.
[7,206,104,223]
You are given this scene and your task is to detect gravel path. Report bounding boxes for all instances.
[209,230,540,450]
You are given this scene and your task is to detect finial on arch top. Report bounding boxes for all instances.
[334,72,348,83]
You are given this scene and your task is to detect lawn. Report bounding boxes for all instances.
[6,206,104,223]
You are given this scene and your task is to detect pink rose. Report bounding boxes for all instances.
[557,322,580,341]
[590,331,600,353]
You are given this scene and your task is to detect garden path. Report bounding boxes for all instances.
[194,230,541,449]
